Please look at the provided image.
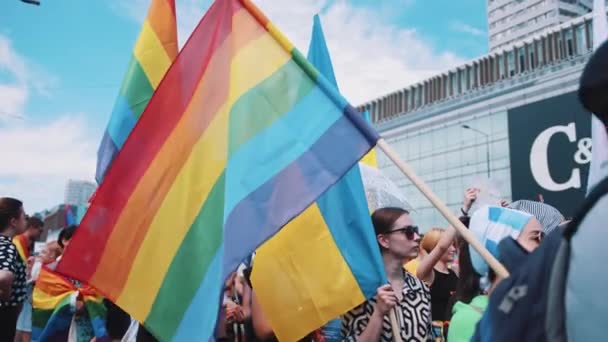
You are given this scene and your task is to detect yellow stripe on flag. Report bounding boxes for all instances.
[252,203,365,342]
[133,20,173,88]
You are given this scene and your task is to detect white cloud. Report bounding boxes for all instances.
[450,21,486,37]
[111,0,466,104]
[172,0,466,105]
[0,34,55,120]
[0,115,97,213]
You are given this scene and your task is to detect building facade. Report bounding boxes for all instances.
[358,14,596,230]
[488,0,593,51]
[64,179,96,206]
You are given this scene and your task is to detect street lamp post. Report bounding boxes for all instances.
[462,124,491,178]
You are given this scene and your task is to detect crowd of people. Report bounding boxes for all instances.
[0,187,573,342]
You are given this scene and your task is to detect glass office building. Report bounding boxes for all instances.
[357,14,596,230]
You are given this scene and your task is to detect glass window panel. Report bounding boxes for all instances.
[420,133,433,153]
[492,157,509,170]
[588,20,593,48]
[467,67,474,89]
[557,33,564,59]
[446,166,460,178]
[435,188,448,205]
[461,123,476,143]
[421,85,426,105]
[575,24,585,54]
[476,116,491,134]
[491,139,509,160]
[565,28,574,57]
[433,128,446,150]
[448,186,461,205]
[409,135,419,157]
[507,51,515,76]
[518,48,526,72]
[498,54,505,78]
[419,157,431,175]
[529,45,535,69]
[448,124,461,143]
[460,69,467,91]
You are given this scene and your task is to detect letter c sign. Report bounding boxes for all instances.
[530,123,591,191]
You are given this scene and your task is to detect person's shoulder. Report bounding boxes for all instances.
[0,239,17,253]
[404,269,429,292]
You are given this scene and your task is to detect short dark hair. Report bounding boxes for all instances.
[27,216,44,229]
[58,225,77,248]
[371,207,410,236]
[0,197,23,230]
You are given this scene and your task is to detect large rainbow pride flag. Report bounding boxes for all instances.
[57,0,379,340]
[96,0,178,183]
[32,267,108,342]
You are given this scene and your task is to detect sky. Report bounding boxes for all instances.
[0,0,488,214]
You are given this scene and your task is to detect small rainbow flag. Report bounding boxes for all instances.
[56,0,379,340]
[32,267,108,342]
[96,0,178,183]
[13,234,30,262]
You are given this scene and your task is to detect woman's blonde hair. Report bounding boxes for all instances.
[420,227,445,253]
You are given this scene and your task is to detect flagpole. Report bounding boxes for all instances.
[376,139,510,279]
[390,310,403,342]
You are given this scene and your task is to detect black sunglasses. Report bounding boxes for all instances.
[386,225,419,240]
[536,231,545,243]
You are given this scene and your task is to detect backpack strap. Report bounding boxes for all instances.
[563,175,608,240]
[546,175,608,341]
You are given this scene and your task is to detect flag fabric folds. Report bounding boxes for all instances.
[360,111,378,167]
[56,0,379,340]
[96,0,178,183]
[13,234,30,263]
[32,267,108,342]
[250,14,385,342]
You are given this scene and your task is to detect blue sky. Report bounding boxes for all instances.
[0,0,488,213]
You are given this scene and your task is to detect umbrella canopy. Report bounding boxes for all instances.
[359,162,413,212]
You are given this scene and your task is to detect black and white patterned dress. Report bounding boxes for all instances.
[341,270,433,342]
[0,235,27,307]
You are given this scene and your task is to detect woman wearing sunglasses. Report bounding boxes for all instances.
[341,207,434,341]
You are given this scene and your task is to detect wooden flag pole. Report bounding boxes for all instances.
[376,139,510,279]
[390,309,403,342]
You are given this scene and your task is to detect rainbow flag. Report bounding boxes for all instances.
[251,15,385,341]
[56,0,379,340]
[32,267,108,342]
[96,0,178,183]
[13,234,30,262]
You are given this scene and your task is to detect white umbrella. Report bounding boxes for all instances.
[359,162,413,212]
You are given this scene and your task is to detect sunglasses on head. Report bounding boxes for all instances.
[386,225,419,240]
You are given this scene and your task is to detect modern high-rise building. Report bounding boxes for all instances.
[64,179,96,206]
[488,0,594,51]
[358,13,600,230]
